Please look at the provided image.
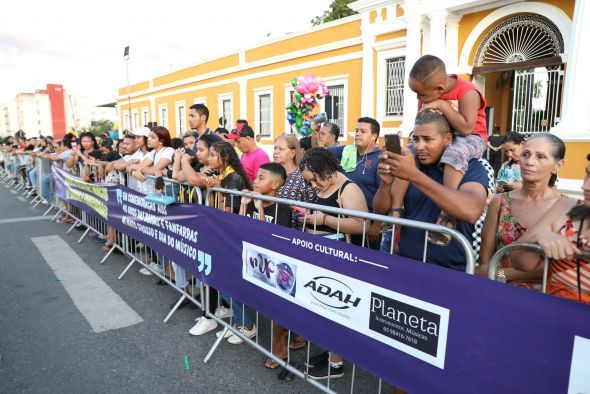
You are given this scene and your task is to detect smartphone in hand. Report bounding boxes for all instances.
[384,134,401,155]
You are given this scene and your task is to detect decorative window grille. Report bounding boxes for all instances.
[325,85,344,134]
[258,94,271,137]
[385,57,405,116]
[177,105,186,133]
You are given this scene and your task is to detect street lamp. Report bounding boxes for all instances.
[124,45,132,132]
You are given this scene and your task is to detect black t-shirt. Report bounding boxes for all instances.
[101,151,121,162]
[221,172,247,212]
[245,202,291,227]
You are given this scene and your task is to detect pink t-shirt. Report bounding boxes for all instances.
[241,148,270,183]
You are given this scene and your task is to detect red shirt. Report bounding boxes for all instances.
[439,74,487,139]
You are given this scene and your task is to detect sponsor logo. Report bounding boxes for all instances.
[369,292,441,357]
[304,276,361,310]
[243,245,297,297]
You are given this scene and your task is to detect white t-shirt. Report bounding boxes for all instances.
[147,147,174,171]
[130,149,147,162]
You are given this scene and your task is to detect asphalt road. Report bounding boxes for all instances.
[0,180,388,393]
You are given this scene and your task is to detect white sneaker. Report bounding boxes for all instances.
[189,317,218,336]
[214,306,232,319]
[227,325,257,345]
[139,267,152,276]
[139,263,161,276]
[215,328,234,339]
[41,200,48,205]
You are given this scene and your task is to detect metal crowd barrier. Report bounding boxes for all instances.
[487,243,590,295]
[201,187,477,393]
[487,242,549,293]
[7,157,481,393]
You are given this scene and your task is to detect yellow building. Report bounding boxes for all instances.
[118,0,589,192]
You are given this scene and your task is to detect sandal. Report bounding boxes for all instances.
[289,337,307,351]
[427,214,455,247]
[265,357,286,370]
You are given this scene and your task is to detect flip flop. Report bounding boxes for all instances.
[289,337,307,351]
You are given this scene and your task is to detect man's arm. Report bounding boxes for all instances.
[381,148,487,223]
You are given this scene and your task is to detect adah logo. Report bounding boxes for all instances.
[304,276,361,309]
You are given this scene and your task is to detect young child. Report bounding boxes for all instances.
[240,162,291,226]
[391,55,487,246]
[215,163,290,346]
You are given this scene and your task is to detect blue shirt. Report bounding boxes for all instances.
[329,145,381,212]
[398,159,489,271]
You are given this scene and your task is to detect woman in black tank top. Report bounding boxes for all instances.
[299,148,368,236]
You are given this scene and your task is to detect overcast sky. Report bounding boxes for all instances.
[0,0,333,105]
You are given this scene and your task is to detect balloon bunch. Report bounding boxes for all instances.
[285,73,328,136]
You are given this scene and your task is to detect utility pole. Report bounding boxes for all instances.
[124,45,132,132]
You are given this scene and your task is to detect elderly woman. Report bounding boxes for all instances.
[478,133,567,288]
[510,154,590,304]
[273,134,316,228]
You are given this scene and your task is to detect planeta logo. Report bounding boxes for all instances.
[303,276,361,309]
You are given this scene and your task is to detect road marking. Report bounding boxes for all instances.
[0,216,52,224]
[32,235,143,333]
[17,196,27,202]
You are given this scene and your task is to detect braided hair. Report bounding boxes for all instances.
[210,141,252,190]
[298,147,340,181]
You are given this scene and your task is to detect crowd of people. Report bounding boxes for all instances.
[1,55,588,385]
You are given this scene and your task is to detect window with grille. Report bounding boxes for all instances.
[325,85,344,135]
[123,113,129,131]
[385,57,405,116]
[142,110,149,126]
[222,99,232,129]
[133,112,139,130]
[160,107,168,128]
[258,94,271,137]
[177,105,186,133]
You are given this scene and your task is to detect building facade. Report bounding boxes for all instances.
[3,84,117,139]
[117,0,589,187]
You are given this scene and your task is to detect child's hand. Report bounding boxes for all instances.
[250,192,264,211]
[241,189,253,205]
[419,100,446,114]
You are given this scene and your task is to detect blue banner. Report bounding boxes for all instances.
[53,167,590,393]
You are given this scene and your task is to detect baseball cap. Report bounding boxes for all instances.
[226,123,255,140]
[127,126,151,137]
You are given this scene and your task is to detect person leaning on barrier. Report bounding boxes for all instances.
[509,154,590,304]
[298,147,368,380]
[373,111,489,271]
[172,134,221,188]
[273,134,316,230]
[201,141,253,213]
[214,164,290,344]
[104,135,136,173]
[326,117,382,248]
[128,126,174,183]
[67,132,99,174]
[477,134,568,287]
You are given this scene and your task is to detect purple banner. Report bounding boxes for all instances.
[54,167,590,393]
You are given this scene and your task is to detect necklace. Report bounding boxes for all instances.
[355,145,373,174]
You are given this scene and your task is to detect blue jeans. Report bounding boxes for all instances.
[221,294,254,327]
[172,262,189,289]
[380,230,393,254]
[42,174,54,202]
[28,167,37,188]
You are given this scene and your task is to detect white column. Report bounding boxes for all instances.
[445,13,461,74]
[400,15,423,133]
[238,78,247,120]
[551,0,590,140]
[427,10,447,60]
[421,18,430,56]
[360,13,376,117]
[149,97,156,125]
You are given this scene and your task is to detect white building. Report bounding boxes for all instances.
[15,92,52,138]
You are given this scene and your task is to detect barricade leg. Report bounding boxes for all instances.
[77,227,90,243]
[118,257,138,280]
[163,294,187,324]
[66,219,80,234]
